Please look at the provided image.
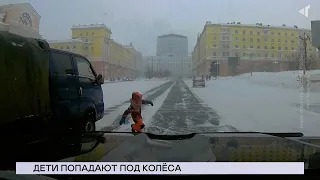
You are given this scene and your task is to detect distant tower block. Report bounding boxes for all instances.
[311,21,320,49]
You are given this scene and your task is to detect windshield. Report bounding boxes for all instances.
[2,0,320,170]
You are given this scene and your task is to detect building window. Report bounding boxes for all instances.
[213,37,216,40]
[86,32,88,36]
[66,46,69,49]
[271,32,274,35]
[291,40,294,43]
[243,45,246,48]
[257,46,260,49]
[250,45,253,48]
[285,40,288,43]
[291,47,294,50]
[278,39,281,43]
[250,38,253,42]
[242,30,246,34]
[235,37,239,40]
[213,52,216,56]
[222,44,230,49]
[234,45,238,48]
[92,32,95,35]
[61,47,64,49]
[250,31,253,35]
[278,32,281,35]
[257,32,260,35]
[272,46,274,49]
[243,38,246,41]
[265,46,267,49]
[271,39,274,42]
[223,52,229,56]
[285,47,288,50]
[73,46,76,49]
[285,33,287,36]
[278,47,281,50]
[235,30,239,34]
[291,33,294,36]
[257,38,260,42]
[212,44,216,48]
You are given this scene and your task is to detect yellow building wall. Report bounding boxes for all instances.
[71,27,111,58]
[109,40,124,66]
[193,23,318,63]
[49,41,91,57]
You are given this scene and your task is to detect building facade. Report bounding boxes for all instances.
[156,34,188,57]
[192,21,319,76]
[49,24,143,79]
[49,39,92,57]
[0,3,42,39]
[144,56,192,77]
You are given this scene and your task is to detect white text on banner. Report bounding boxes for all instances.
[16,162,304,175]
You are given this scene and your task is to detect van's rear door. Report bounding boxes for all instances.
[49,50,80,130]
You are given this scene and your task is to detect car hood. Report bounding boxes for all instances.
[99,133,216,162]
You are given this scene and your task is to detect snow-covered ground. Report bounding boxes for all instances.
[186,70,320,136]
[114,82,175,132]
[96,79,171,130]
[102,79,170,109]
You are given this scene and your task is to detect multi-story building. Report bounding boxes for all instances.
[144,56,192,77]
[192,21,319,76]
[0,3,42,39]
[157,34,188,57]
[48,39,92,57]
[49,24,143,79]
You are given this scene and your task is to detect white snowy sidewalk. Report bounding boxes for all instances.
[185,71,320,136]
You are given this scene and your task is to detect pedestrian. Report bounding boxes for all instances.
[119,92,153,133]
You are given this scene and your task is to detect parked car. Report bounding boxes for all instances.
[193,78,205,87]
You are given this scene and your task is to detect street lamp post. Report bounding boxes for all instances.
[215,61,220,79]
[250,53,253,76]
[299,32,310,75]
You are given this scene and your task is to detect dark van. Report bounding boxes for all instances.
[0,31,104,164]
[49,48,104,132]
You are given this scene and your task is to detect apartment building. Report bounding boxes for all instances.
[49,24,143,79]
[192,21,319,76]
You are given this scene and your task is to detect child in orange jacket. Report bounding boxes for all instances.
[119,92,153,132]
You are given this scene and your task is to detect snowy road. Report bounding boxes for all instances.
[147,80,236,134]
[96,79,237,134]
[96,72,320,136]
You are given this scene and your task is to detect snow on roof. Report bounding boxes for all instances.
[71,24,112,33]
[48,38,92,44]
[205,22,312,31]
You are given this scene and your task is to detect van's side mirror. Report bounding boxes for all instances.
[96,74,104,85]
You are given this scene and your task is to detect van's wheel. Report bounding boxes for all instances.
[83,113,96,132]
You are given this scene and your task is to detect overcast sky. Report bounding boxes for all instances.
[3,0,320,55]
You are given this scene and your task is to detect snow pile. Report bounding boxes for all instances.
[247,70,320,89]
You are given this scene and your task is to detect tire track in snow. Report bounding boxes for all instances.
[99,81,174,131]
[103,80,172,115]
[148,80,237,135]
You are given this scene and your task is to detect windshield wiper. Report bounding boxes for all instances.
[87,131,304,139]
[249,132,304,138]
